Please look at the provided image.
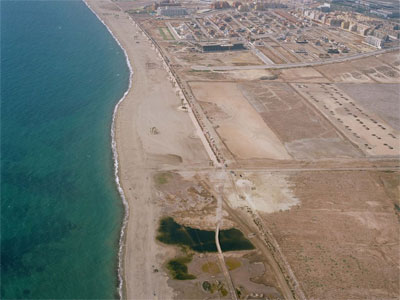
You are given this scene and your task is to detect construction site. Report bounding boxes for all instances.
[130,0,400,68]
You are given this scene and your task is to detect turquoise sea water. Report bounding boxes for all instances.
[1,1,130,298]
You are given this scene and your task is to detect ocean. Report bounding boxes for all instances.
[1,1,130,298]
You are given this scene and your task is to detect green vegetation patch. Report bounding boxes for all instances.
[202,281,212,292]
[202,280,228,296]
[225,257,241,271]
[156,217,254,252]
[220,286,228,297]
[158,27,168,40]
[154,172,172,185]
[167,255,196,280]
[189,69,211,73]
[158,27,174,40]
[201,261,221,274]
[166,27,175,40]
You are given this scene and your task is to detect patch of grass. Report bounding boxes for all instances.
[236,288,242,298]
[225,258,241,271]
[202,261,221,274]
[158,27,168,40]
[154,172,171,185]
[219,286,228,297]
[202,280,229,296]
[158,27,174,40]
[165,27,175,40]
[126,9,147,14]
[167,255,196,280]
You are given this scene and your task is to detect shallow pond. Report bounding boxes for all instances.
[156,217,254,252]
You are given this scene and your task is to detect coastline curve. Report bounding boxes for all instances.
[83,1,133,299]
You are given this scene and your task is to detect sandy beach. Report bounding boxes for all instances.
[86,1,210,298]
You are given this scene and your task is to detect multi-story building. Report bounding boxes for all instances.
[157,6,188,16]
[329,18,343,27]
[341,21,350,29]
[365,35,385,48]
[299,8,397,40]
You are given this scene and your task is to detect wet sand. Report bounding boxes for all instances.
[86,1,209,298]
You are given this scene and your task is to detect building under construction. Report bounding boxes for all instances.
[196,41,246,52]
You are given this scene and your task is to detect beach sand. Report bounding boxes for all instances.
[86,1,210,298]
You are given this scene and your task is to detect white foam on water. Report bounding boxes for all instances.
[83,2,132,299]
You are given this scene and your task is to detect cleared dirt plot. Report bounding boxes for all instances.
[277,67,328,83]
[263,170,400,300]
[315,60,374,83]
[258,47,286,64]
[238,82,360,160]
[376,51,400,70]
[225,172,300,214]
[216,69,278,81]
[293,83,400,156]
[189,81,291,160]
[283,43,315,62]
[337,83,400,131]
[273,46,300,63]
[315,55,400,83]
[117,0,150,11]
[346,56,400,83]
[178,51,263,67]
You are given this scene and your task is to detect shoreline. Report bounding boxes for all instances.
[83,1,132,298]
[85,1,210,299]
